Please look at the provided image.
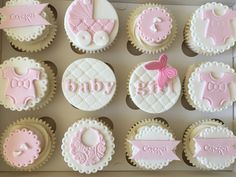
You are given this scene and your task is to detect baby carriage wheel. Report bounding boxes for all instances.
[93,31,109,47]
[76,30,92,47]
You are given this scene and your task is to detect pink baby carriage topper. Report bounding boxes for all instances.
[68,0,116,47]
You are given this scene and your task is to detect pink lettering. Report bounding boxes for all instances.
[65,79,115,95]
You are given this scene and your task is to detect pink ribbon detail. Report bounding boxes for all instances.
[129,140,180,160]
[0,3,51,29]
[194,137,236,157]
[144,54,177,91]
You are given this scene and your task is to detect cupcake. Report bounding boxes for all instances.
[183,119,236,170]
[64,0,119,53]
[184,61,236,112]
[1,117,56,171]
[128,54,181,114]
[61,118,115,174]
[125,119,180,170]
[184,2,236,56]
[0,56,56,111]
[127,4,177,54]
[62,58,116,111]
[0,0,57,52]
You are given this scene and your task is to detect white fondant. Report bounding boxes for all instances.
[61,119,115,174]
[64,0,119,52]
[76,31,92,47]
[131,125,175,170]
[128,62,181,114]
[189,125,235,170]
[0,57,48,111]
[189,3,236,54]
[187,62,236,112]
[93,31,109,47]
[4,0,47,42]
[62,58,116,111]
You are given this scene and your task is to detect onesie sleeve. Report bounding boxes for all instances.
[29,69,40,80]
[202,9,212,21]
[199,72,210,82]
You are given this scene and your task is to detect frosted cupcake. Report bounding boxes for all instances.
[184,2,236,55]
[0,0,57,52]
[127,4,177,54]
[184,62,236,112]
[183,119,236,170]
[128,54,181,113]
[61,118,115,174]
[125,119,180,170]
[62,58,116,111]
[0,56,56,111]
[1,117,56,171]
[64,0,119,53]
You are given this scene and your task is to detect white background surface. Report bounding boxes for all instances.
[0,0,236,176]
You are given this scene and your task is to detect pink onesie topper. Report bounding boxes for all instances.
[70,128,106,166]
[144,54,178,91]
[129,140,180,160]
[2,67,40,108]
[3,128,41,168]
[68,0,115,36]
[200,72,235,109]
[194,137,236,157]
[0,3,51,29]
[202,9,236,45]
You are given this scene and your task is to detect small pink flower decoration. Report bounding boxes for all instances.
[144,54,177,91]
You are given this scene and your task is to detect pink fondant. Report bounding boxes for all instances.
[200,72,235,108]
[202,9,236,45]
[194,137,236,157]
[68,0,115,36]
[65,79,115,95]
[3,67,40,108]
[136,7,172,43]
[0,3,51,29]
[3,128,41,168]
[144,54,177,91]
[129,140,180,160]
[70,128,106,165]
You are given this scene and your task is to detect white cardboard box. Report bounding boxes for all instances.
[0,0,236,176]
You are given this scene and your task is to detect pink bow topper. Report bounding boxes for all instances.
[0,3,51,29]
[11,79,30,89]
[129,140,180,160]
[194,137,236,157]
[144,54,177,91]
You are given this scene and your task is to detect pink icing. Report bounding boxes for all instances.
[66,79,115,95]
[200,72,235,108]
[129,140,180,160]
[3,129,41,168]
[144,54,177,91]
[0,3,50,29]
[136,7,172,44]
[194,137,236,157]
[2,67,40,108]
[68,0,115,37]
[70,128,106,165]
[202,9,236,45]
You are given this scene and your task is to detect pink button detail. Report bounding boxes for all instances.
[0,3,51,29]
[202,9,236,45]
[144,54,178,91]
[3,67,40,108]
[70,128,106,166]
[194,137,236,157]
[200,72,235,108]
[129,140,180,160]
[68,0,115,42]
[3,129,41,168]
[136,7,173,43]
